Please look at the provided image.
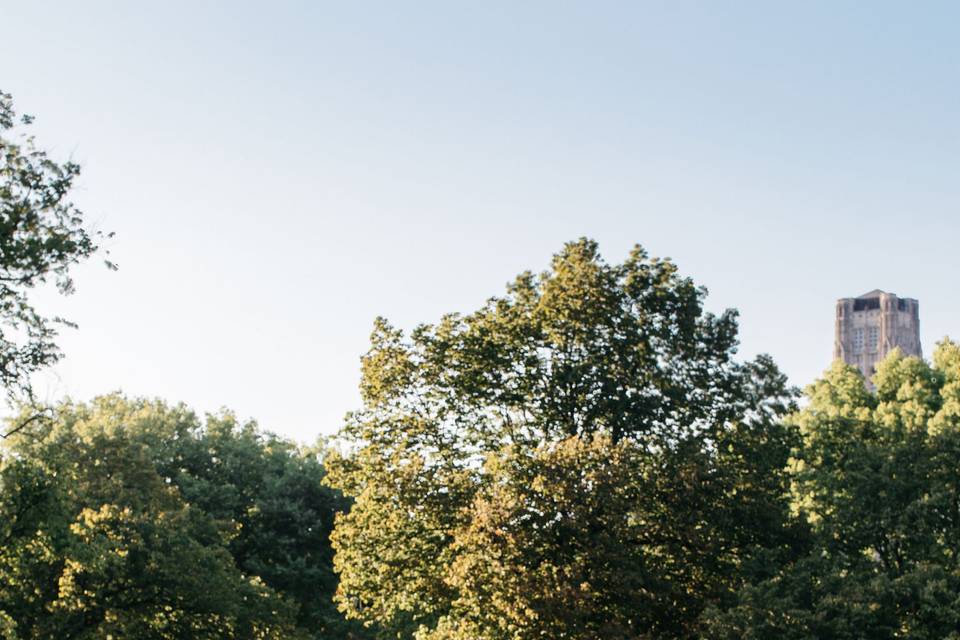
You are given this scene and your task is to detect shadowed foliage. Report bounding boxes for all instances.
[0,395,370,639]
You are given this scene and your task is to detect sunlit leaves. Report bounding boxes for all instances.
[327,239,799,639]
[0,395,360,639]
[706,341,960,639]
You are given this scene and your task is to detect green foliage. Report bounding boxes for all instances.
[703,341,960,639]
[327,239,801,639]
[0,395,365,639]
[0,91,113,416]
[5,215,955,638]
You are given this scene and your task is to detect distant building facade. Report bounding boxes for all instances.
[834,290,921,382]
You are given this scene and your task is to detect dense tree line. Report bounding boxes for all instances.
[327,240,960,639]
[0,397,368,639]
[705,343,960,639]
[4,89,960,638]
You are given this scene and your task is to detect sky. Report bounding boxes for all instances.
[1,1,958,442]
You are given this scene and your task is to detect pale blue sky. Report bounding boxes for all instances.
[2,1,957,441]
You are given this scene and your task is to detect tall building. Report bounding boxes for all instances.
[834,290,921,381]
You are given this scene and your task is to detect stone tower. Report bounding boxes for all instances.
[834,290,921,382]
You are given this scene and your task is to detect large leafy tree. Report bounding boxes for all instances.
[0,408,297,638]
[326,239,802,639]
[704,342,960,639]
[0,395,365,639]
[145,408,369,638]
[0,91,113,430]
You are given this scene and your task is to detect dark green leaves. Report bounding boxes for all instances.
[0,395,364,639]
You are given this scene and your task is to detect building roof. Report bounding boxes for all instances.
[857,289,889,298]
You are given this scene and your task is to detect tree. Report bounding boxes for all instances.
[0,395,366,639]
[326,239,801,639]
[0,398,299,638]
[0,91,113,432]
[147,407,370,638]
[703,343,960,639]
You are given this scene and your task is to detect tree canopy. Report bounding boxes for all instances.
[2,115,956,640]
[7,68,960,640]
[326,239,802,639]
[0,395,367,639]
[703,342,960,639]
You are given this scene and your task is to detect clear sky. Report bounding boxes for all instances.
[2,1,957,442]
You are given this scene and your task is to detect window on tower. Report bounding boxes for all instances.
[854,298,881,311]
[853,328,865,352]
[868,327,879,352]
